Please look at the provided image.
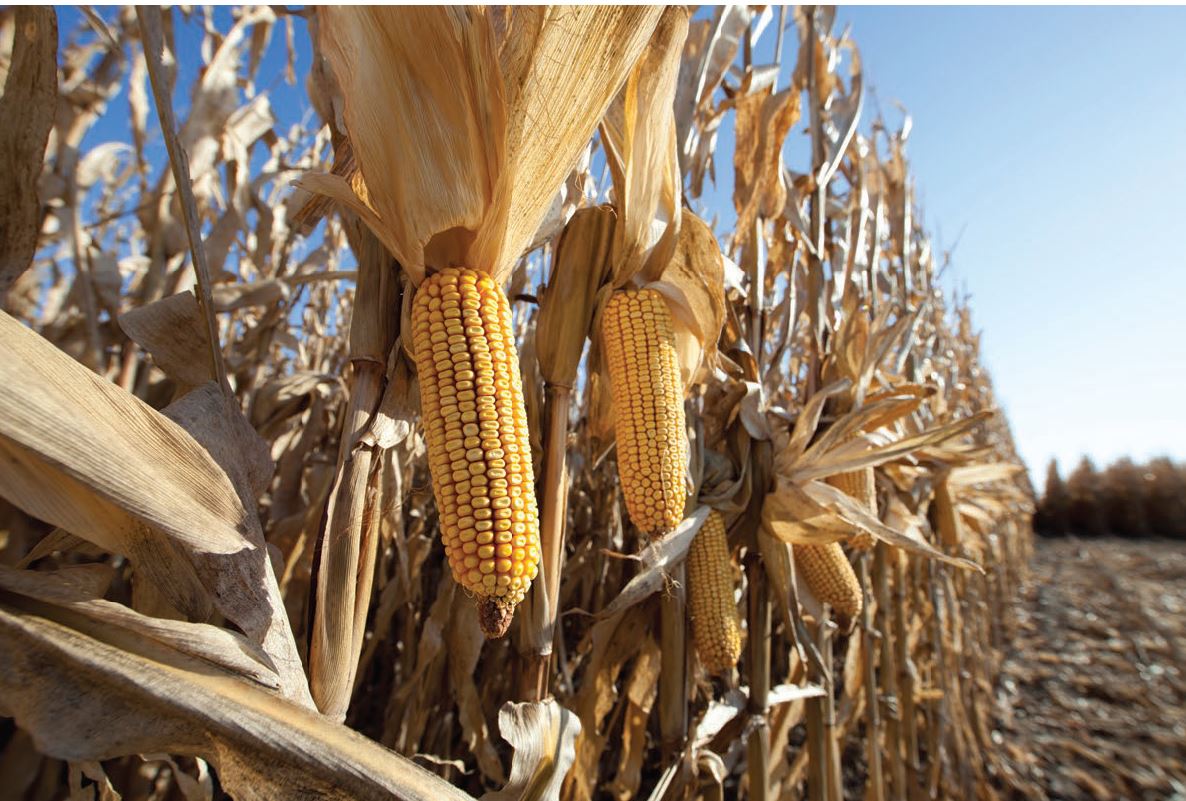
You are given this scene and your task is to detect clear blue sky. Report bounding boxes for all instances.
[64,7,1186,484]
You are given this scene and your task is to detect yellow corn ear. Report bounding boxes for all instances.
[687,510,742,674]
[826,465,876,551]
[795,541,862,629]
[601,288,687,536]
[411,267,540,638]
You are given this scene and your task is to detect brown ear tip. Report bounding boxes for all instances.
[835,611,857,635]
[478,597,514,639]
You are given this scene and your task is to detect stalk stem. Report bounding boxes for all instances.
[659,561,688,760]
[874,543,907,801]
[746,554,772,801]
[859,554,885,801]
[523,382,573,700]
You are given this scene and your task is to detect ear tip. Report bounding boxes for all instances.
[478,597,515,639]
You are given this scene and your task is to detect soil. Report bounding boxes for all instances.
[993,537,1186,800]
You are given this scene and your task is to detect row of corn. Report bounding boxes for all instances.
[413,270,864,672]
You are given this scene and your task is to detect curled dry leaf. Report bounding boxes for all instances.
[762,474,981,571]
[16,528,103,570]
[358,356,418,450]
[447,594,506,786]
[118,291,214,390]
[732,84,800,249]
[0,565,280,690]
[595,505,712,622]
[481,700,581,801]
[694,684,825,747]
[762,479,859,547]
[803,480,980,571]
[211,278,290,312]
[674,5,751,183]
[947,461,1026,488]
[4,562,112,599]
[789,410,995,483]
[775,379,852,471]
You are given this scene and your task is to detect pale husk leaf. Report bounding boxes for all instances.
[603,6,688,287]
[787,410,994,483]
[594,505,712,622]
[646,211,727,389]
[309,6,662,285]
[762,476,981,571]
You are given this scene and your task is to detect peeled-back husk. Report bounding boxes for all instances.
[299,7,663,285]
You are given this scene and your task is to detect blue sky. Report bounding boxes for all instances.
[63,7,1185,484]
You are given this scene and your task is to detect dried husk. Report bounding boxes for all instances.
[602,6,688,288]
[537,206,617,389]
[300,6,663,285]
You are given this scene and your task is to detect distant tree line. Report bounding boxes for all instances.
[1034,457,1186,538]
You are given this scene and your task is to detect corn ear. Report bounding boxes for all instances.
[601,288,688,536]
[795,541,862,630]
[411,267,540,638]
[687,510,743,674]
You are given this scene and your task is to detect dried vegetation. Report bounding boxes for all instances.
[0,6,1035,800]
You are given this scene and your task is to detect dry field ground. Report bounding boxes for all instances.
[994,538,1186,800]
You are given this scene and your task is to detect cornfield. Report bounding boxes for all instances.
[0,7,1037,801]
